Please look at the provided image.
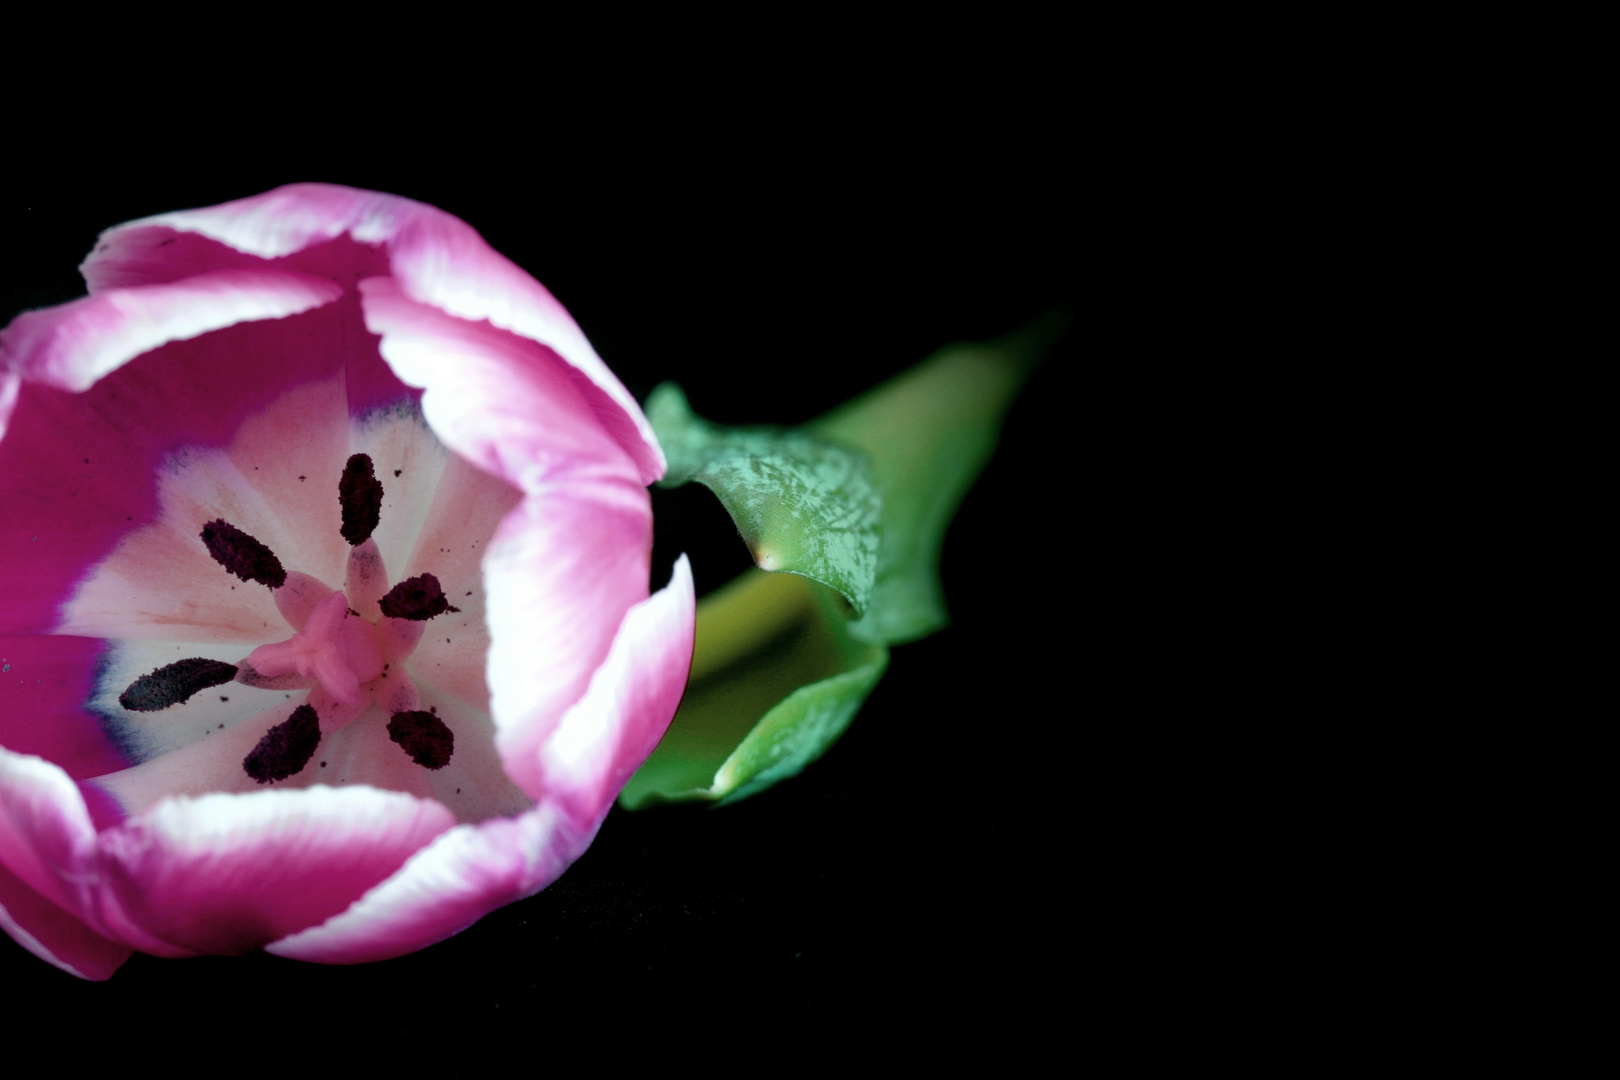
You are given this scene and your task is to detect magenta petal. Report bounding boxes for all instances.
[0,636,127,780]
[360,277,640,490]
[535,556,695,820]
[264,802,587,965]
[378,214,665,485]
[81,184,411,280]
[0,748,101,919]
[484,489,653,800]
[93,786,455,956]
[83,183,665,483]
[0,270,342,395]
[0,369,18,441]
[0,858,131,980]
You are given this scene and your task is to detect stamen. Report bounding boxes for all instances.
[343,537,388,620]
[379,574,462,621]
[119,658,239,711]
[233,662,316,691]
[339,453,384,546]
[273,571,338,632]
[387,708,454,769]
[243,704,321,783]
[201,519,287,588]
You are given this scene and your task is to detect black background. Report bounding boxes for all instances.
[1,121,1076,1045]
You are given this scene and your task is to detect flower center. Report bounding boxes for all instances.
[245,590,386,706]
[117,453,460,784]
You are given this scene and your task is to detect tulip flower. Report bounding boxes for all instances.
[0,184,696,979]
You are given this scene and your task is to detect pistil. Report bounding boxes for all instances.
[245,591,385,709]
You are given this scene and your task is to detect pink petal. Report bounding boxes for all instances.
[80,186,413,282]
[265,801,586,965]
[0,369,18,442]
[82,184,664,482]
[379,211,665,485]
[483,487,653,800]
[93,785,455,956]
[360,277,640,490]
[0,748,101,918]
[536,555,695,821]
[0,858,131,981]
[0,270,342,396]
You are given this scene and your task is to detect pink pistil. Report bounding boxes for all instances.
[246,591,385,711]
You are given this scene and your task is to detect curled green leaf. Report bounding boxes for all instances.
[648,384,880,615]
[810,309,1064,645]
[626,310,1067,807]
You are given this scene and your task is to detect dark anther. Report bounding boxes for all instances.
[119,658,239,711]
[387,709,454,770]
[379,573,461,621]
[339,453,384,546]
[243,704,321,784]
[201,519,287,588]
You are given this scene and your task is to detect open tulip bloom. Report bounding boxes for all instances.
[0,185,697,979]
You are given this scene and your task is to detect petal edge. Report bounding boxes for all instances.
[0,858,131,981]
[0,269,343,398]
[536,555,696,822]
[92,785,455,956]
[264,802,586,965]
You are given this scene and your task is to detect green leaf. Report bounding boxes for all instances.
[623,310,1066,807]
[809,309,1065,645]
[617,569,887,809]
[647,384,880,615]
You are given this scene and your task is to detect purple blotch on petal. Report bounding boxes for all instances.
[119,658,239,712]
[339,453,384,546]
[387,709,454,770]
[243,704,321,783]
[378,574,461,621]
[201,519,287,588]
